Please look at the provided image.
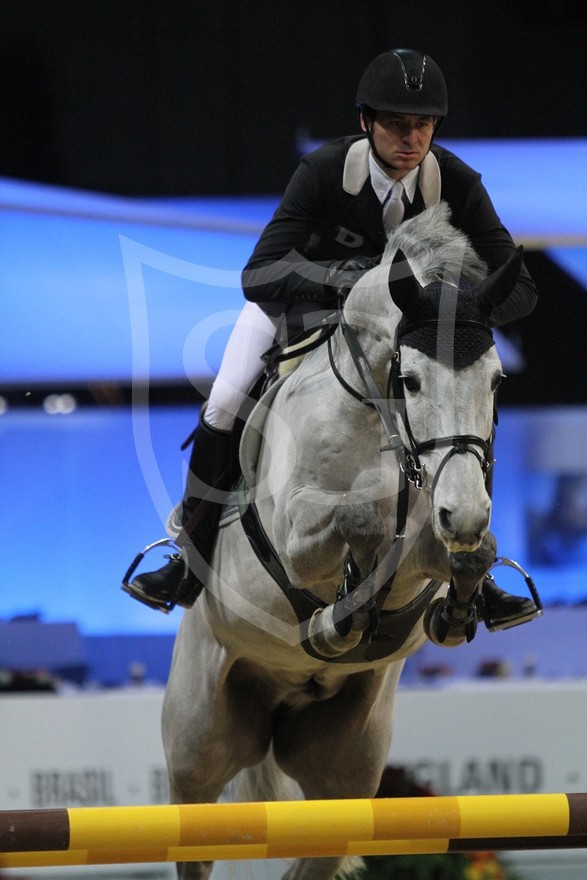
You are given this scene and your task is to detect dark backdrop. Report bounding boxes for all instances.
[0,0,585,196]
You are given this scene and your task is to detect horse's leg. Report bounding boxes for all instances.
[273,663,403,880]
[162,623,232,880]
[272,464,393,588]
[331,467,397,576]
[295,468,397,656]
[424,530,497,646]
[162,609,273,879]
[271,466,393,660]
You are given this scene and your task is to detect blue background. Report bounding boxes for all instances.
[1,138,586,637]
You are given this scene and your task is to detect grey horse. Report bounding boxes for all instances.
[162,203,520,880]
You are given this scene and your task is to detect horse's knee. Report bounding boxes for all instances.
[334,498,386,572]
[333,469,392,567]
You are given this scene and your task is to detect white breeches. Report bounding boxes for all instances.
[204,301,276,431]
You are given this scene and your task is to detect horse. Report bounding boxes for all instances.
[161,202,522,880]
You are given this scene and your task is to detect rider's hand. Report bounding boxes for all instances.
[324,254,382,299]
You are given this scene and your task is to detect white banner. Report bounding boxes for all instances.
[2,680,586,812]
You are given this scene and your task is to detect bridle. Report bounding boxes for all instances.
[328,303,495,496]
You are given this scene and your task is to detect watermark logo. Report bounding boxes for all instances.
[120,230,498,652]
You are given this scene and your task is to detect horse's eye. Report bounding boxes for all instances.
[401,374,421,393]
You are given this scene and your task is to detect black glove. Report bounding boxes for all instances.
[324,254,382,297]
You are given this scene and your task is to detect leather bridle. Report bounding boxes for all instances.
[328,304,495,496]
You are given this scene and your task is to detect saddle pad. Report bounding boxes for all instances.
[239,374,289,492]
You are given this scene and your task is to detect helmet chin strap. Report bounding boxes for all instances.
[364,119,399,172]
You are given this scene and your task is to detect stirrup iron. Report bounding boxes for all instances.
[121,538,186,614]
[483,556,543,632]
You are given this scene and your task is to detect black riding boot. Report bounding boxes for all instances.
[478,444,540,631]
[479,574,539,631]
[123,413,235,613]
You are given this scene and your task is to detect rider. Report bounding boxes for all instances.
[124,47,540,630]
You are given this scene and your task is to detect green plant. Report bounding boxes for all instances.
[359,851,470,879]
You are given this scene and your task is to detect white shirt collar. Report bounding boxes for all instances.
[342,138,441,208]
[368,153,419,205]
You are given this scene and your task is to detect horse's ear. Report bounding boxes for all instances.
[477,246,524,311]
[388,249,423,315]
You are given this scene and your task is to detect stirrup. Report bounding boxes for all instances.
[121,538,188,614]
[481,557,543,632]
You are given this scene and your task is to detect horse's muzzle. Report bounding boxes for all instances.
[435,502,491,552]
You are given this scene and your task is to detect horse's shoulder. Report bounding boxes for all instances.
[240,375,290,489]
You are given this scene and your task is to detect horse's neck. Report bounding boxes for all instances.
[338,272,400,390]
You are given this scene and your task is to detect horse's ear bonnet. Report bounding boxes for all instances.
[476,246,524,312]
[388,247,523,369]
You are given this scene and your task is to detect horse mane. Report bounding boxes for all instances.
[283,203,490,378]
[384,201,488,288]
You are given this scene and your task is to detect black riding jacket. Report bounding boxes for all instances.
[241,135,537,332]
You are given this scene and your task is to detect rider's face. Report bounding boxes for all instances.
[363,112,437,179]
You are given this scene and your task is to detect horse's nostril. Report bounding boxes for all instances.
[439,508,452,533]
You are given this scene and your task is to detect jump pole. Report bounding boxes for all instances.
[2,794,587,869]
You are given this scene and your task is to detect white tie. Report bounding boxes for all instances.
[382,180,405,233]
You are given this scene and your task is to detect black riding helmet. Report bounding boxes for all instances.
[356,48,448,119]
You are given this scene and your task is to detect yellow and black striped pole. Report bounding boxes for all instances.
[1,794,587,868]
